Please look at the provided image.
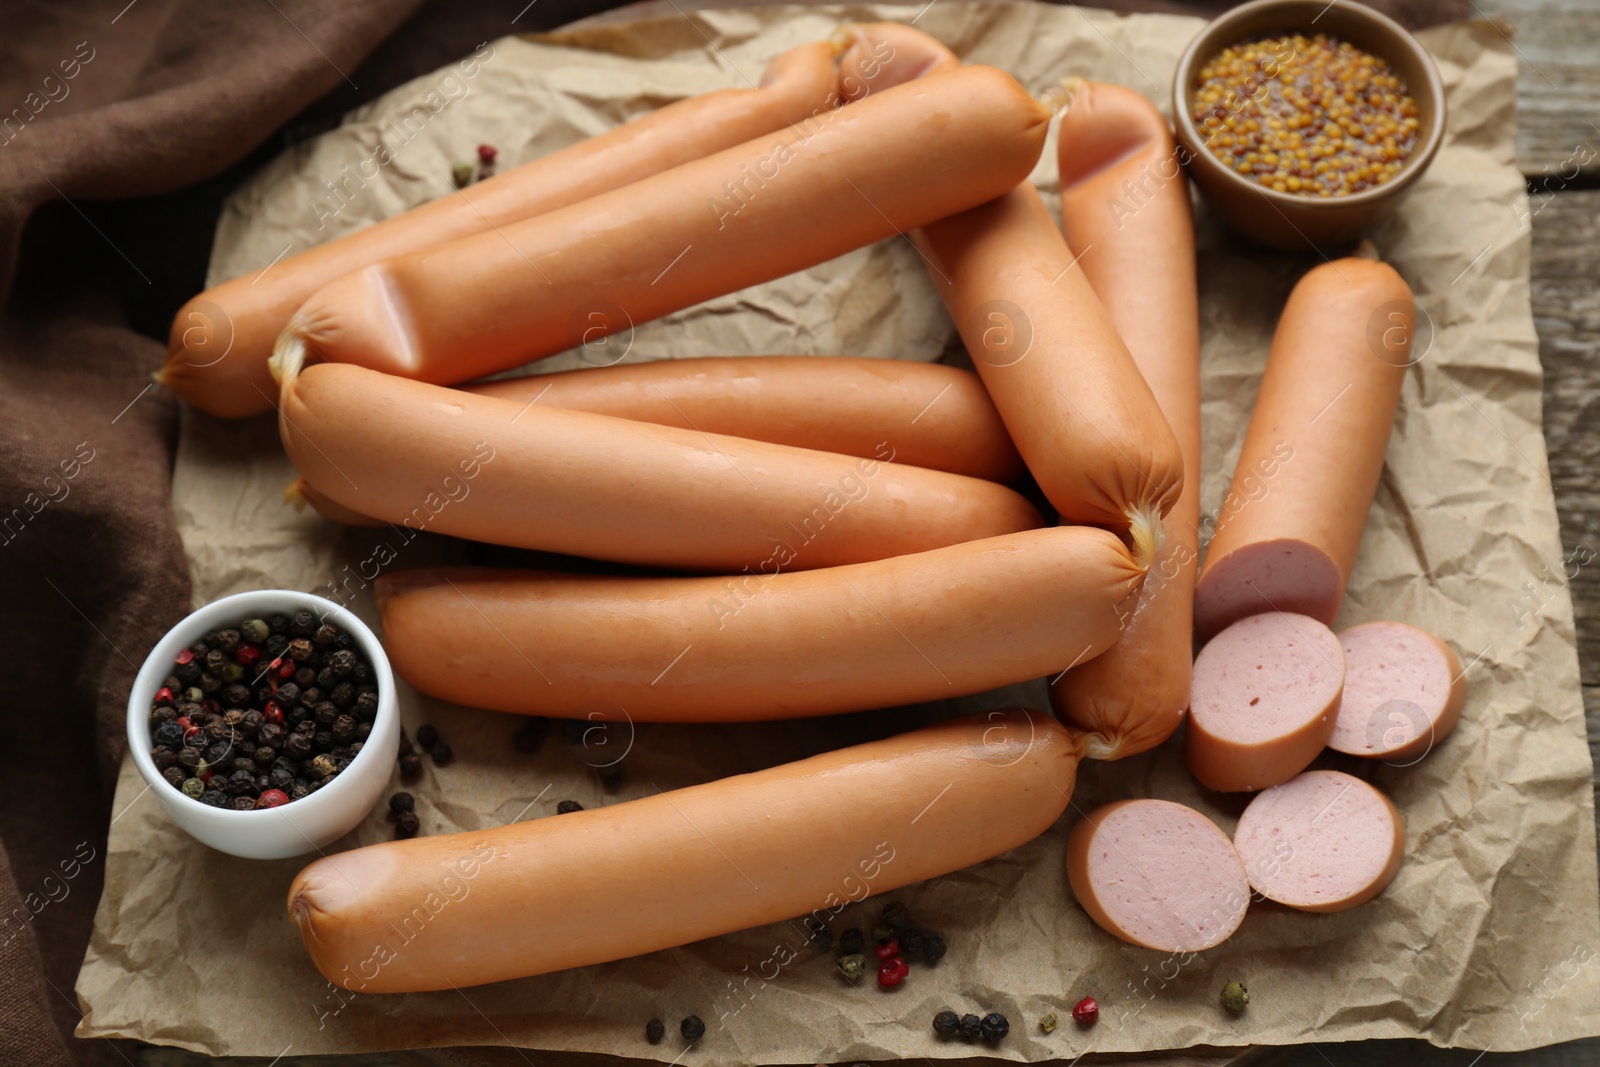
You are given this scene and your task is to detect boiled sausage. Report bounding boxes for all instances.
[1329,621,1464,761]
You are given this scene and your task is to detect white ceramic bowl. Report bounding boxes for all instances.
[126,590,399,860]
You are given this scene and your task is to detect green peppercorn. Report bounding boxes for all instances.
[452,162,476,188]
[958,1014,982,1040]
[181,777,206,800]
[1039,1013,1058,1034]
[645,1017,665,1044]
[1221,981,1249,1014]
[871,922,895,944]
[556,800,583,814]
[241,618,270,644]
[933,1010,959,1037]
[183,686,204,705]
[680,1015,705,1042]
[838,927,864,955]
[980,1012,1009,1043]
[836,953,867,983]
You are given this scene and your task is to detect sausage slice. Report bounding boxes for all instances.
[1329,621,1465,760]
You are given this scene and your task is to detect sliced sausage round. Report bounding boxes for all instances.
[1066,799,1250,952]
[1186,611,1344,793]
[1233,770,1405,912]
[1329,621,1464,761]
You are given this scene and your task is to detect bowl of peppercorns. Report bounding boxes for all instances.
[1171,0,1446,250]
[127,590,399,860]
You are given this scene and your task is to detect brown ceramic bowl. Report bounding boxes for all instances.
[1171,0,1446,252]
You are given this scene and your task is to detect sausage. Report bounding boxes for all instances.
[289,709,1082,992]
[285,477,385,528]
[1329,621,1464,761]
[273,65,1053,390]
[1232,770,1405,912]
[1193,244,1412,640]
[279,360,1042,571]
[1066,799,1249,952]
[911,182,1184,542]
[465,356,1025,482]
[374,526,1145,721]
[1186,611,1344,793]
[1048,81,1202,759]
[833,21,959,100]
[159,40,843,418]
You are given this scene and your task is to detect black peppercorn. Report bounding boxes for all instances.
[226,769,255,796]
[301,686,324,707]
[416,724,438,750]
[512,718,548,753]
[257,721,284,748]
[389,792,414,815]
[329,682,355,708]
[174,660,202,685]
[354,690,379,720]
[395,811,420,839]
[882,901,910,930]
[352,663,372,684]
[149,707,177,728]
[289,781,312,801]
[398,731,414,756]
[290,609,317,636]
[900,929,925,956]
[161,766,187,789]
[230,756,257,776]
[312,701,337,726]
[198,672,222,695]
[263,635,290,662]
[332,714,357,743]
[349,741,364,757]
[295,666,317,688]
[980,1012,1009,1043]
[204,648,228,675]
[645,1018,665,1044]
[430,743,453,766]
[313,728,334,751]
[152,748,178,771]
[556,800,583,814]
[933,1010,960,1037]
[806,919,832,951]
[839,928,864,955]
[355,721,372,742]
[269,768,294,791]
[253,746,278,769]
[316,667,336,690]
[215,629,241,652]
[958,1014,982,1040]
[314,624,338,647]
[680,1016,705,1042]
[596,761,624,788]
[201,790,229,808]
[205,772,226,791]
[153,721,186,750]
[288,705,313,727]
[921,934,947,963]
[275,681,301,706]
[328,649,357,677]
[284,733,313,761]
[334,631,355,651]
[178,746,203,770]
[399,753,423,780]
[286,639,314,665]
[230,795,257,811]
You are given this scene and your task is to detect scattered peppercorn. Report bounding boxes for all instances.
[596,761,624,788]
[1221,980,1250,1014]
[645,1017,665,1044]
[958,1014,982,1040]
[151,611,377,810]
[899,928,925,956]
[680,1015,705,1042]
[477,143,498,165]
[556,800,584,814]
[395,811,421,839]
[1073,996,1099,1026]
[431,742,453,766]
[871,922,895,944]
[399,753,423,780]
[1039,1013,1058,1034]
[920,933,947,963]
[836,953,867,983]
[874,939,900,961]
[882,901,910,930]
[933,1010,960,1037]
[451,162,475,188]
[417,724,439,750]
[979,1012,1009,1043]
[389,792,415,816]
[838,927,864,955]
[806,919,832,951]
[877,956,909,988]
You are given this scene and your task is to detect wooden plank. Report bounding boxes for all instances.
[1472,0,1600,179]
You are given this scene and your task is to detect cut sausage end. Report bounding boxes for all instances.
[1233,770,1404,912]
[1329,621,1464,761]
[1194,539,1343,641]
[1066,799,1249,952]
[1186,611,1344,793]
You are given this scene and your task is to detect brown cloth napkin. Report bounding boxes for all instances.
[0,0,1470,1063]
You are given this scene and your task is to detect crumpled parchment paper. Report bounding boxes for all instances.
[75,3,1600,1062]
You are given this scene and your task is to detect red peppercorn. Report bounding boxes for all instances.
[202,698,220,714]
[184,726,201,742]
[264,701,284,724]
[258,789,290,808]
[175,716,191,729]
[477,143,498,164]
[874,939,901,961]
[278,657,296,679]
[235,645,261,667]
[1072,997,1099,1026]
[175,649,195,666]
[877,957,910,988]
[153,686,175,707]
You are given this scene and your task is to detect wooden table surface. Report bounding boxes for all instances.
[135,2,1600,1065]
